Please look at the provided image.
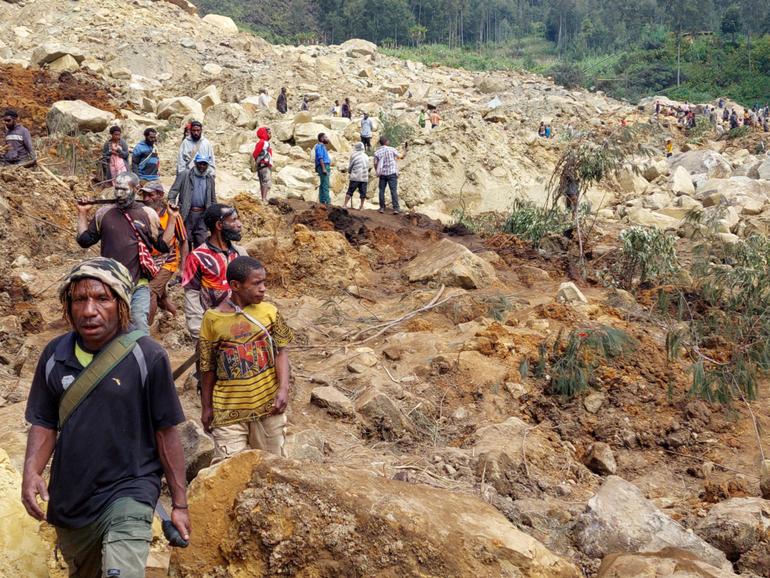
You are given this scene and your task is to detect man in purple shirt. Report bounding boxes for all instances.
[2,109,35,165]
[373,136,406,215]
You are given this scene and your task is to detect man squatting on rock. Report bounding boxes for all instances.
[22,257,189,578]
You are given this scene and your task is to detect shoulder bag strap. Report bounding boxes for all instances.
[227,300,275,355]
[58,330,145,429]
[186,141,203,170]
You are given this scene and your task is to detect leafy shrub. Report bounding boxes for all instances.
[546,326,635,397]
[615,226,680,289]
[377,112,414,148]
[502,199,573,246]
[549,62,584,88]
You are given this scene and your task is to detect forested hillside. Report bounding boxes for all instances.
[196,0,770,105]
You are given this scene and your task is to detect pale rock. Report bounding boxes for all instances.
[677,195,703,210]
[382,82,409,95]
[670,150,732,179]
[716,232,741,244]
[556,282,588,305]
[642,191,672,210]
[475,76,507,94]
[47,100,115,134]
[583,391,605,414]
[294,122,329,148]
[293,111,314,124]
[316,56,340,75]
[355,387,414,438]
[177,419,214,481]
[111,67,132,80]
[625,206,680,230]
[340,38,377,57]
[275,166,315,189]
[584,442,617,475]
[354,347,378,367]
[0,449,49,578]
[761,460,770,499]
[325,130,350,153]
[175,451,581,577]
[671,165,695,195]
[203,62,222,76]
[617,168,648,195]
[740,196,765,215]
[195,85,222,112]
[696,497,770,558]
[47,53,80,73]
[758,158,770,180]
[204,103,254,131]
[700,192,724,208]
[658,206,690,219]
[575,476,730,570]
[402,238,497,289]
[272,121,294,142]
[457,350,508,385]
[0,315,21,334]
[310,386,355,418]
[157,96,203,120]
[11,255,29,268]
[31,42,84,66]
[598,550,738,577]
[202,14,239,36]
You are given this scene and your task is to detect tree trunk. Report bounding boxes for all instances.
[676,32,681,86]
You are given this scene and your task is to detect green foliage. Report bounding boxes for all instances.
[547,326,636,397]
[549,62,584,88]
[615,226,680,289]
[377,112,414,148]
[501,199,573,246]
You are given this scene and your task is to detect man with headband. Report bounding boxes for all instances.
[76,172,178,334]
[21,257,189,578]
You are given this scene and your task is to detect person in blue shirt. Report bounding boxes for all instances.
[132,128,160,183]
[314,133,332,206]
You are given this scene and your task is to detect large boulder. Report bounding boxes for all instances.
[671,165,695,195]
[31,42,84,66]
[204,103,255,131]
[471,417,591,497]
[403,238,497,289]
[0,449,49,578]
[598,549,738,577]
[696,497,770,559]
[47,53,80,73]
[47,100,115,134]
[157,96,203,120]
[670,150,732,179]
[575,476,731,570]
[625,206,681,230]
[202,14,239,36]
[177,419,214,482]
[759,158,770,181]
[617,168,649,195]
[340,38,377,57]
[173,451,581,577]
[274,166,316,190]
[271,120,294,142]
[294,122,329,148]
[475,76,507,94]
[195,85,222,112]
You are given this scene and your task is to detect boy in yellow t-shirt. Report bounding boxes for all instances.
[198,256,293,461]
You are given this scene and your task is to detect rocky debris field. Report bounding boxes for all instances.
[2,0,770,577]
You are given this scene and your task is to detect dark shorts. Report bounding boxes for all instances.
[56,497,153,578]
[346,181,368,199]
[149,267,174,300]
[361,136,371,148]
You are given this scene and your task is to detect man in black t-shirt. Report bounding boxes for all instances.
[22,258,190,578]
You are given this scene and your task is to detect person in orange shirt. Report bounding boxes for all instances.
[429,108,442,128]
[140,182,188,325]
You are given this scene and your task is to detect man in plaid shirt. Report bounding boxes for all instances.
[373,136,407,214]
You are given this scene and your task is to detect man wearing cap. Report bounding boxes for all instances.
[2,108,35,165]
[22,257,190,578]
[169,154,216,249]
[140,181,188,326]
[177,121,216,176]
[77,172,178,334]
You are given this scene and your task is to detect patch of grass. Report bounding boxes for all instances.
[502,199,573,247]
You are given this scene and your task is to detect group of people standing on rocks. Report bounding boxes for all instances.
[22,180,293,577]
[15,111,295,577]
[654,98,770,134]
